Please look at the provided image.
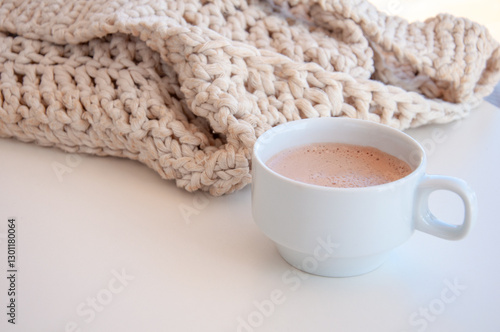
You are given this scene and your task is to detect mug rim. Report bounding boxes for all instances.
[252,117,427,192]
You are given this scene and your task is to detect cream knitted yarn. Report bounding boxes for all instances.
[1,0,499,195]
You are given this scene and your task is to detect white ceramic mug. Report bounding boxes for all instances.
[251,118,477,277]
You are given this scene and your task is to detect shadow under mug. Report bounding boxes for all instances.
[251,118,477,277]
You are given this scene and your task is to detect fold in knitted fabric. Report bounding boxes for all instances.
[1,0,499,195]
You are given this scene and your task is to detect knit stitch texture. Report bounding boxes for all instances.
[1,0,499,195]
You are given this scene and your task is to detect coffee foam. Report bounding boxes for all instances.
[266,143,412,188]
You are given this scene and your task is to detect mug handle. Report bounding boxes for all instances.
[415,175,477,240]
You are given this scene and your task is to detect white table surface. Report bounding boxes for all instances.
[1,2,500,332]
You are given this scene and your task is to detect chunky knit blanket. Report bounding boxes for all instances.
[1,0,499,195]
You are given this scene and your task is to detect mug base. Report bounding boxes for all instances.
[275,244,390,277]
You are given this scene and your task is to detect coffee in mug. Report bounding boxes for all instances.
[251,118,477,277]
[265,143,412,188]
